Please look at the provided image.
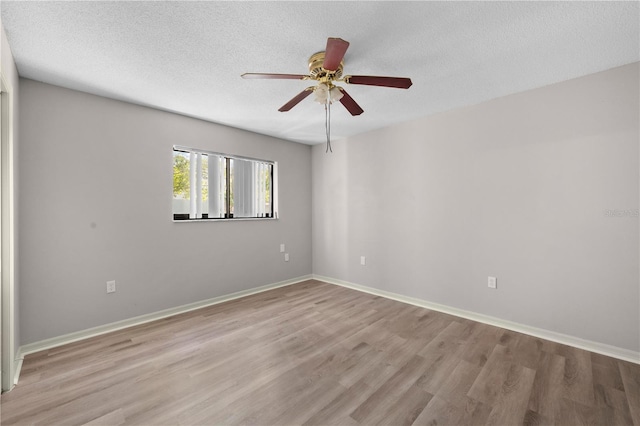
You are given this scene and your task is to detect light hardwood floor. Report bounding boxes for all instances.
[1,280,639,425]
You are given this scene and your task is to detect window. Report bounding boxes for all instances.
[172,146,275,220]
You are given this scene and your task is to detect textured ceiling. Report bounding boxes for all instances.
[1,1,639,145]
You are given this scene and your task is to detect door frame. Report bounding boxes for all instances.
[1,71,16,392]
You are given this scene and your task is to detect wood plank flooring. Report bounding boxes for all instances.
[1,280,639,425]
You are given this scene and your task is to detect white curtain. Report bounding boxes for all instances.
[178,150,270,219]
[233,159,270,217]
[188,152,198,218]
[208,155,225,218]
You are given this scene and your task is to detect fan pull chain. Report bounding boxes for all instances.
[325,102,333,153]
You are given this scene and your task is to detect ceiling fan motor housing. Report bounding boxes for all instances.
[308,52,344,80]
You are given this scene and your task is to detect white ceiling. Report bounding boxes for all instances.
[1,1,638,145]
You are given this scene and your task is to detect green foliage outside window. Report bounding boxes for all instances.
[173,152,208,200]
[173,153,190,199]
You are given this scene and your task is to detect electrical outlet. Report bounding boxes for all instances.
[360,256,366,266]
[488,276,497,289]
[280,244,285,253]
[284,253,290,262]
[106,280,116,293]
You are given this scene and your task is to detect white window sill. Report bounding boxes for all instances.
[172,217,278,223]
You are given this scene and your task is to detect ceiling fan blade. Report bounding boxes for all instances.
[338,88,364,116]
[278,88,314,112]
[323,38,350,71]
[242,73,308,80]
[346,75,413,89]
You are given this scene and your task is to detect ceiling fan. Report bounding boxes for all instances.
[241,37,413,116]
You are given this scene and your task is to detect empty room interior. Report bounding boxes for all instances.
[0,2,639,425]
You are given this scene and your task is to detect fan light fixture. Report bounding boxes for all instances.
[242,37,413,153]
[313,83,344,152]
[314,83,343,104]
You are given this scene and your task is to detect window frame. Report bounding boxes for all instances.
[172,145,277,222]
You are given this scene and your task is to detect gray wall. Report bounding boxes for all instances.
[16,63,640,353]
[313,63,639,352]
[19,79,312,345]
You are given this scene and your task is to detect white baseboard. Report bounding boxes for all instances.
[19,275,312,358]
[13,351,22,386]
[313,274,640,365]
[0,351,23,392]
